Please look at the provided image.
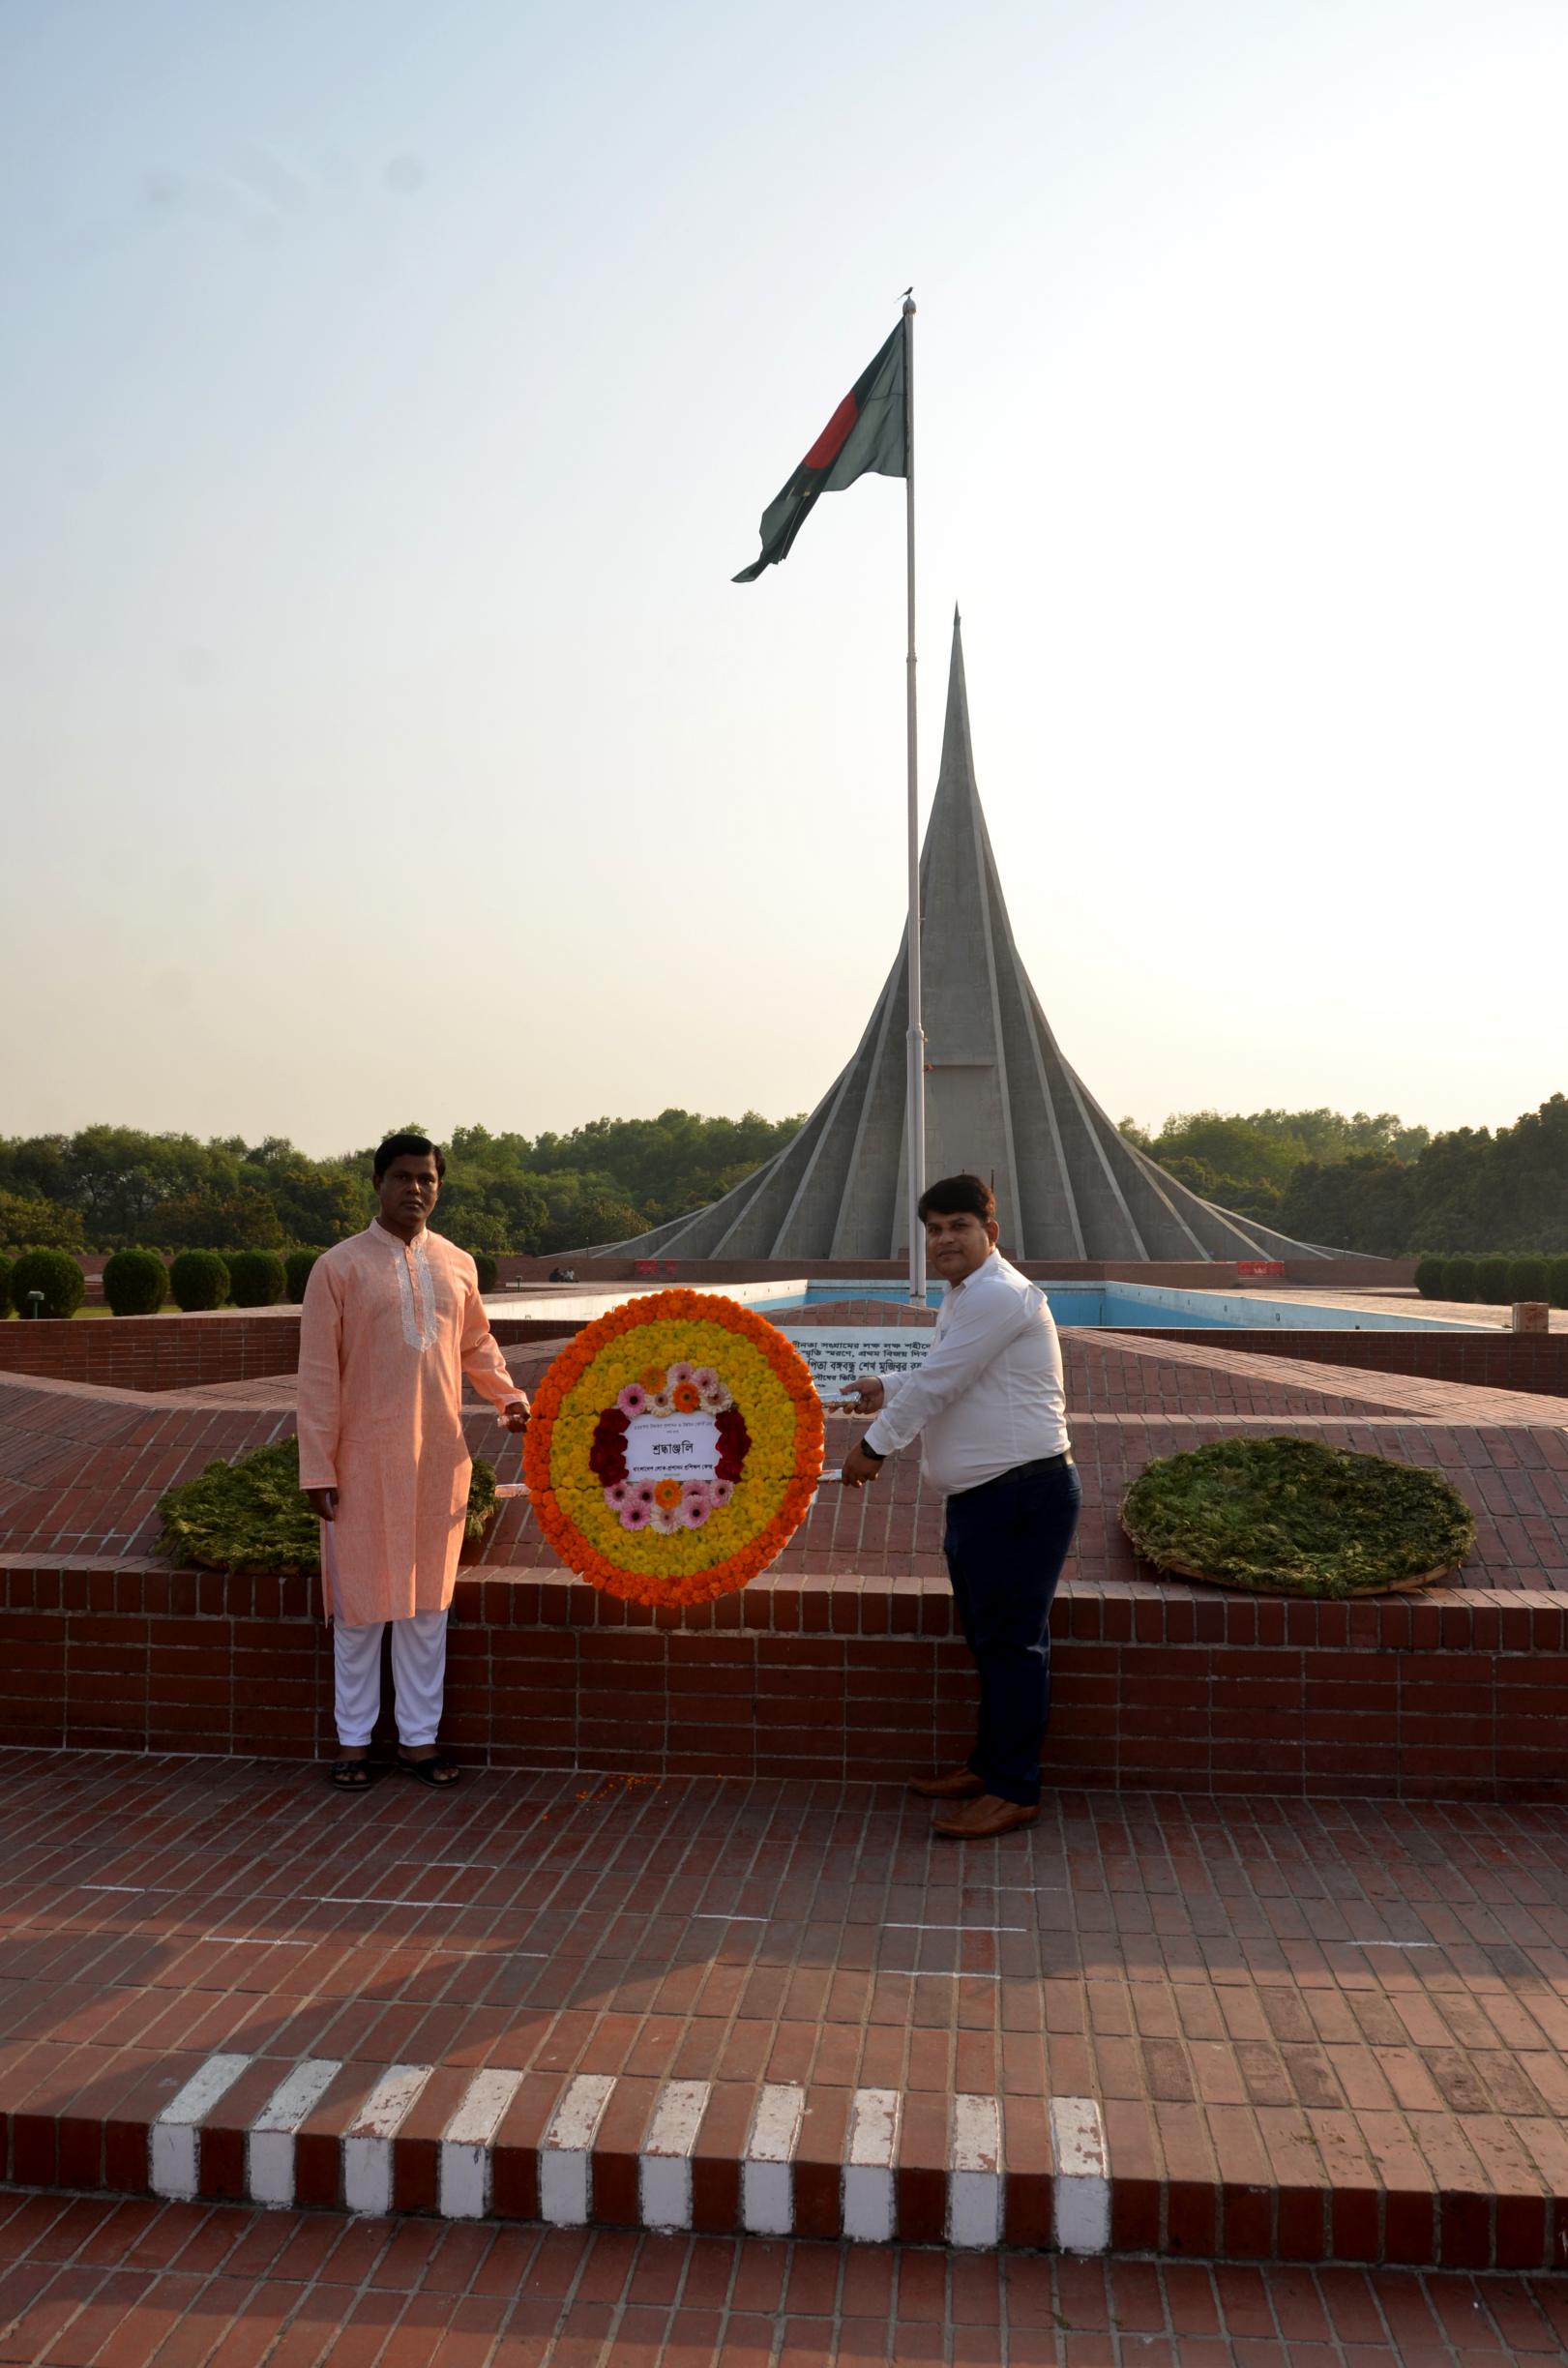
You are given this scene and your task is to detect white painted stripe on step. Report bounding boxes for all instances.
[149,2054,251,2200]
[843,2087,900,2244]
[1050,2095,1109,2254]
[540,2074,616,2226]
[342,2064,432,2217]
[637,2080,711,2232]
[947,2093,1002,2249]
[247,2058,342,2207]
[740,2083,805,2236]
[438,2068,525,2220]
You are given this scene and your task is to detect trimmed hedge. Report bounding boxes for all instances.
[1413,1255,1446,1300]
[156,1437,497,1575]
[0,1256,10,1318]
[1508,1256,1550,1304]
[1442,1256,1477,1303]
[472,1250,498,1294]
[103,1248,168,1317]
[1552,1257,1568,1312]
[226,1249,286,1309]
[283,1249,321,1303]
[9,1247,85,1319]
[170,1249,229,1311]
[1474,1255,1513,1307]
[1121,1435,1475,1599]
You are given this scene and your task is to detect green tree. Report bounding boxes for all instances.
[151,1187,285,1251]
[61,1127,225,1244]
[0,1190,84,1251]
[1280,1155,1413,1257]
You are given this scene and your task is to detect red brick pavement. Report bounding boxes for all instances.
[7,1358,1568,1595]
[1,2189,1567,2364]
[1,1758,1567,2264]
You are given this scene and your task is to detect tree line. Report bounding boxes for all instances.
[0,1095,1562,1259]
[0,1111,802,1258]
[1117,1097,1568,1256]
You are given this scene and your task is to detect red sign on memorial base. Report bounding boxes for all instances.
[1236,1260,1287,1279]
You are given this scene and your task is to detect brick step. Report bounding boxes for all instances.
[8,2048,1566,2271]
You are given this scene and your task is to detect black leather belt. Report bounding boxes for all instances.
[951,1449,1073,1500]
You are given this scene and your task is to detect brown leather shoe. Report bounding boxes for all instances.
[932,1793,1040,1840]
[908,1765,985,1801]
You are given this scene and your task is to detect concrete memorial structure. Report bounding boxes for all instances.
[594,614,1350,1265]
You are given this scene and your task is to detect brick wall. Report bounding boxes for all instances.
[0,1314,304,1392]
[0,1311,577,1394]
[0,1557,1561,1799]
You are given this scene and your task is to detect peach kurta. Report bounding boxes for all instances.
[296,1224,523,1625]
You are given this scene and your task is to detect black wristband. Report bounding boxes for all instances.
[860,1442,886,1463]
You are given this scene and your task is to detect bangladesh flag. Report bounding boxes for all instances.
[733,320,906,582]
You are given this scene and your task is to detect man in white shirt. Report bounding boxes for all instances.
[840,1174,1079,1838]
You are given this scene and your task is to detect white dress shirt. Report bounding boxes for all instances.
[861,1250,1069,1497]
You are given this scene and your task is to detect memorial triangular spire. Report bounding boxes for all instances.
[586,619,1346,1262]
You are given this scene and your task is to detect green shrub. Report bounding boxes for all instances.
[1443,1256,1477,1302]
[1475,1255,1514,1307]
[170,1249,229,1311]
[102,1248,168,1317]
[9,1247,85,1319]
[1413,1255,1446,1300]
[0,1256,10,1318]
[1550,1256,1568,1311]
[472,1250,498,1294]
[284,1249,322,1303]
[226,1249,286,1308]
[156,1437,496,1574]
[1120,1435,1475,1599]
[1508,1256,1550,1304]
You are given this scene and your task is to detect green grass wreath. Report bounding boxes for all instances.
[1119,1435,1475,1600]
[156,1436,497,1576]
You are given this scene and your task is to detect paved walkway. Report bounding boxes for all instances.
[1094,1333,1568,1431]
[1253,1288,1568,1333]
[4,2190,1568,2364]
[4,1756,1568,2265]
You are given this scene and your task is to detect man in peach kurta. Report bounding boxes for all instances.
[297,1133,527,1791]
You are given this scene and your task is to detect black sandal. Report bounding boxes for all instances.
[399,1751,460,1787]
[330,1758,377,1791]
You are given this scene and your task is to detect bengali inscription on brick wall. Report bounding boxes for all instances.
[777,1328,932,1401]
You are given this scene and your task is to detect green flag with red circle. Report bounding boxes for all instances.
[733,321,907,583]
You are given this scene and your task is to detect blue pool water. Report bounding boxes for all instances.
[753,1281,1481,1333]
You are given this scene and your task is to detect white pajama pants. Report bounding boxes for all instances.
[334,1609,449,1748]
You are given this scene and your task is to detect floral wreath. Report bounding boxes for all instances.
[523,1288,824,1607]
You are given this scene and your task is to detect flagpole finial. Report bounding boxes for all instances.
[902,287,915,314]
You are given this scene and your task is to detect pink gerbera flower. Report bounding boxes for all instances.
[605,1482,631,1510]
[692,1368,720,1395]
[650,1501,682,1534]
[633,1482,656,1506]
[708,1478,734,1508]
[620,1501,651,1529]
[679,1499,709,1529]
[666,1362,695,1388]
[617,1384,647,1418]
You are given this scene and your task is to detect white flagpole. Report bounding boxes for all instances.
[902,296,926,1307]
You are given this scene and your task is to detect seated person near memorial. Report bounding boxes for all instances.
[297,1133,529,1791]
[840,1173,1079,1838]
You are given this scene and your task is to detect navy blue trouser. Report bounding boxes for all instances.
[942,1456,1082,1807]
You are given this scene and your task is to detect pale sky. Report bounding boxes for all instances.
[3,0,1564,1157]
